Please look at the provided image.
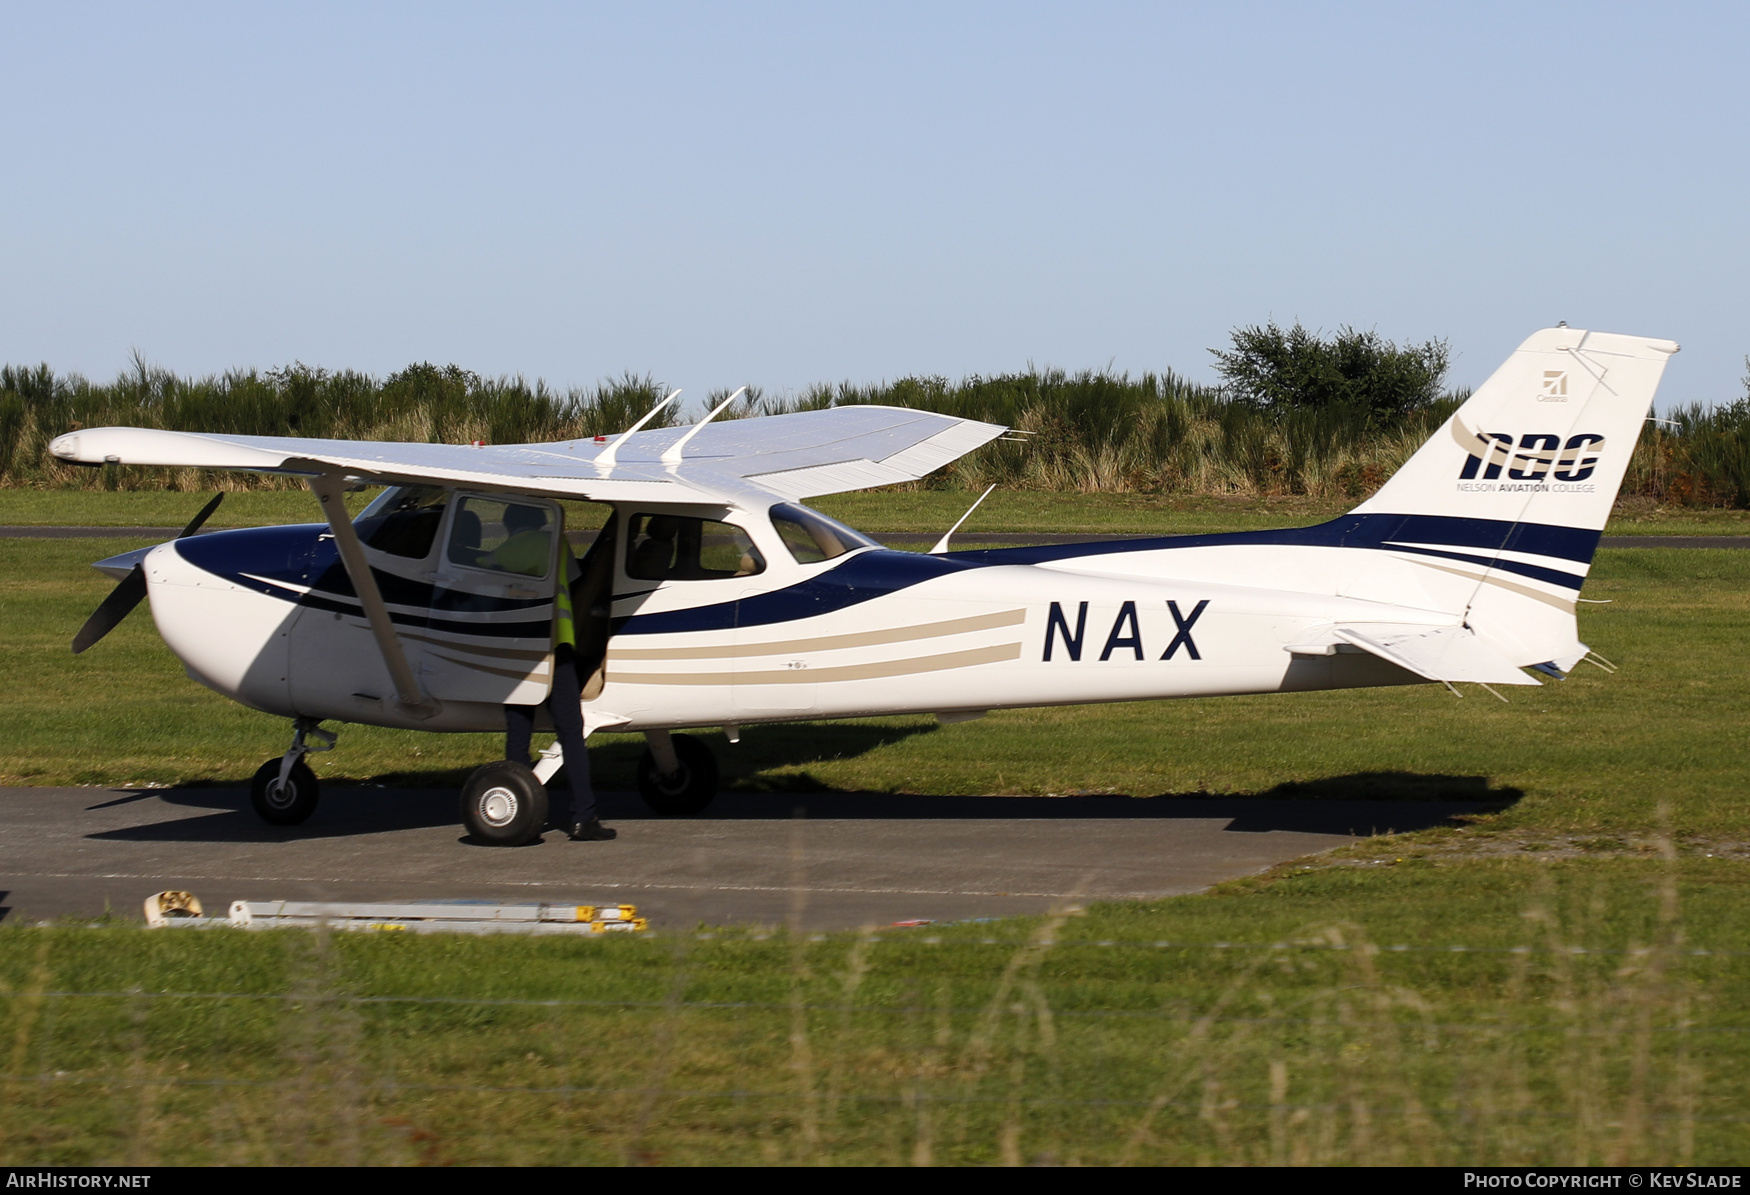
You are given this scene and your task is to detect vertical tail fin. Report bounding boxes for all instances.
[1354,327,1677,530]
[1351,327,1678,668]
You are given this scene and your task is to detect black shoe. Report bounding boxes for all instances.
[568,818,617,841]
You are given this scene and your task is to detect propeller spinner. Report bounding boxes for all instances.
[71,493,225,654]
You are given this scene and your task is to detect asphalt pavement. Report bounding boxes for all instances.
[0,784,1483,931]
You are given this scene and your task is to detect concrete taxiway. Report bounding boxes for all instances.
[0,785,1484,931]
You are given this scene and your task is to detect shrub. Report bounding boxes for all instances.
[1211,321,1451,427]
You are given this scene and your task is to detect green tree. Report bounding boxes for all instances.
[1211,321,1450,425]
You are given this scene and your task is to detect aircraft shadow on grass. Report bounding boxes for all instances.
[80,706,1521,846]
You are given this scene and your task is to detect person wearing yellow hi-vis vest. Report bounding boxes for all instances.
[494,503,615,842]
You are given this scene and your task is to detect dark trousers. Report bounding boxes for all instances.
[505,643,595,826]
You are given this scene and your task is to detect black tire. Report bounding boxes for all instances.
[637,733,719,816]
[460,760,549,845]
[250,758,320,826]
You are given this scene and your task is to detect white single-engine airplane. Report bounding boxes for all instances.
[54,328,1675,844]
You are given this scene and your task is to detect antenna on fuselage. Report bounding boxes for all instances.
[929,484,997,554]
[594,389,681,470]
[661,386,747,465]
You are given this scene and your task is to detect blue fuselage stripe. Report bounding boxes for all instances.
[169,512,1601,642]
[612,550,976,635]
[171,525,553,638]
[944,513,1601,567]
[1379,543,1586,590]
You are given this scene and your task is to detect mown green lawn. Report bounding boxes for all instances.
[2,485,1746,536]
[0,855,1743,1165]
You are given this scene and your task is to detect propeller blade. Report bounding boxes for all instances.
[72,564,148,654]
[71,494,221,654]
[178,492,224,538]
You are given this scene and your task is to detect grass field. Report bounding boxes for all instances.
[1,511,1746,1165]
[2,486,1748,536]
[1,856,1744,1164]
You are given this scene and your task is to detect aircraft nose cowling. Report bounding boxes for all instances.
[144,529,310,716]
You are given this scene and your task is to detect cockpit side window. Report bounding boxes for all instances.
[626,514,765,581]
[354,486,449,559]
[448,496,555,578]
[769,503,878,564]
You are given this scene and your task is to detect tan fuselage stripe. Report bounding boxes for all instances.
[612,642,1022,687]
[1405,557,1578,613]
[430,652,552,683]
[399,630,553,662]
[606,608,1027,661]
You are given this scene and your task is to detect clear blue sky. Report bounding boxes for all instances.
[3,2,1745,412]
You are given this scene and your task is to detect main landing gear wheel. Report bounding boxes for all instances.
[638,733,719,816]
[250,758,320,826]
[460,760,549,846]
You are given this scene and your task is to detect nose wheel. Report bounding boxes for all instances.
[251,757,321,825]
[249,718,333,826]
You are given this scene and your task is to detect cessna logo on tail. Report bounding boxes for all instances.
[1458,432,1605,481]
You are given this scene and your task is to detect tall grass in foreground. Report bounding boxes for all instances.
[4,356,1749,507]
[0,853,1736,1165]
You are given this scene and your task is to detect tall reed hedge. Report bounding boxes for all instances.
[3,354,1747,507]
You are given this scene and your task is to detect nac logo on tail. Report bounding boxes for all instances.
[1458,431,1604,481]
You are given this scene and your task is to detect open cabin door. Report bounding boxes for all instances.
[568,507,619,701]
[417,492,562,704]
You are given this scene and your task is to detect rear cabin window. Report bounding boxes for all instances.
[769,503,878,564]
[354,486,448,559]
[448,497,555,578]
[626,514,764,581]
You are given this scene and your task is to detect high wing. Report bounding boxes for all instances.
[50,403,1008,723]
[48,404,1009,506]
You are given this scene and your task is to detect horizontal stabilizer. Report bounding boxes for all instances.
[1333,624,1540,686]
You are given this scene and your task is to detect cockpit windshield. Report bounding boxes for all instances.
[353,486,449,559]
[768,503,879,565]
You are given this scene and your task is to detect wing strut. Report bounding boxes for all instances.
[308,472,438,718]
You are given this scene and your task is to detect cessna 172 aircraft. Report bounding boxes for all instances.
[53,327,1675,844]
